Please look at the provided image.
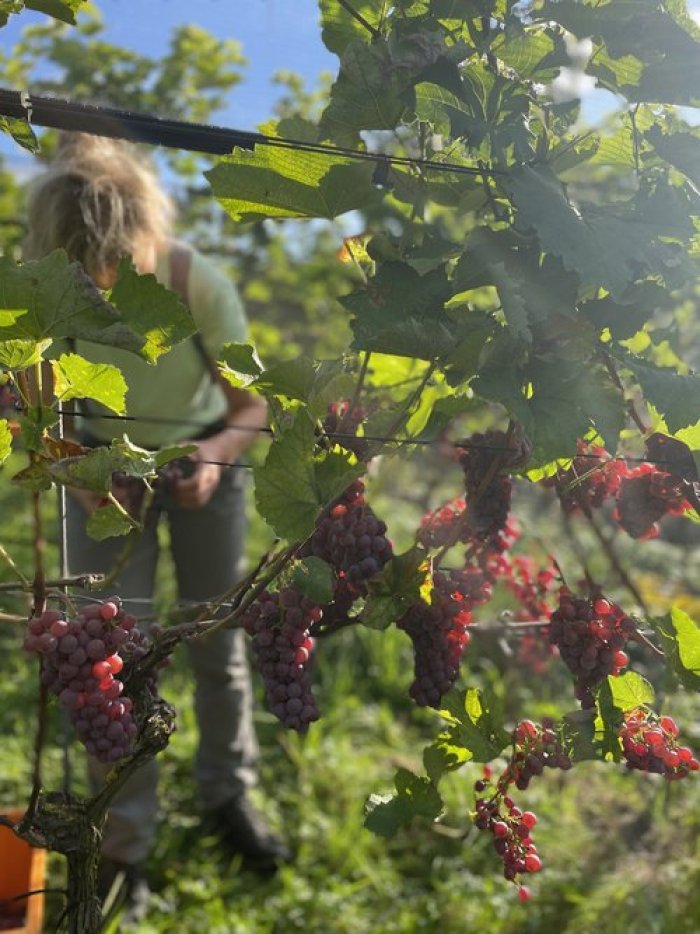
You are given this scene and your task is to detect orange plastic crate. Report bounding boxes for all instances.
[0,810,47,934]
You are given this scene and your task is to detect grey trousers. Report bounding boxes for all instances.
[66,468,259,864]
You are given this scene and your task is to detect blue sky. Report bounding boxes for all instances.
[0,0,337,167]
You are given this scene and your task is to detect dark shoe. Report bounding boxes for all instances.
[202,794,293,872]
[98,857,150,925]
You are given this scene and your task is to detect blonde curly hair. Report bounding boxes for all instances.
[23,132,174,276]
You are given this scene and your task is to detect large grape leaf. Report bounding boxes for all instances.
[319,39,418,142]
[0,116,38,153]
[254,414,363,540]
[364,767,443,838]
[0,252,194,362]
[533,0,700,106]
[52,354,127,415]
[615,352,700,434]
[431,687,510,767]
[107,258,196,363]
[0,0,86,26]
[509,165,697,297]
[49,440,163,493]
[649,608,700,690]
[319,0,391,54]
[206,146,382,222]
[646,125,700,189]
[342,261,469,360]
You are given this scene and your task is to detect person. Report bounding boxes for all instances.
[23,132,290,919]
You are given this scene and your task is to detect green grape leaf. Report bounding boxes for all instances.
[343,261,464,360]
[0,252,192,361]
[646,126,700,188]
[107,257,196,363]
[616,352,700,433]
[320,38,433,143]
[253,358,318,403]
[18,407,59,451]
[291,557,335,605]
[0,339,52,369]
[509,165,696,297]
[86,503,136,541]
[361,547,429,631]
[435,687,510,764]
[526,358,626,463]
[423,732,472,782]
[218,342,264,388]
[12,458,53,491]
[606,671,655,712]
[581,283,671,341]
[0,116,38,153]
[206,146,382,222]
[26,0,86,23]
[254,414,363,540]
[561,708,598,763]
[364,767,443,838]
[49,440,159,493]
[649,607,700,690]
[53,354,127,415]
[0,418,12,465]
[595,679,624,760]
[319,0,391,54]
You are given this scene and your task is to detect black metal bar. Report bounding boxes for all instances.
[0,87,258,153]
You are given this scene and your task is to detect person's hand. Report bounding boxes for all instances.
[171,442,223,510]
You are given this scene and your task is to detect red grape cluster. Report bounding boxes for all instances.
[416,498,468,549]
[307,480,392,595]
[545,441,629,516]
[397,571,474,707]
[242,587,321,731]
[474,794,542,887]
[458,430,529,547]
[620,710,699,779]
[502,719,572,791]
[614,464,690,539]
[548,593,635,707]
[23,600,146,762]
[322,400,370,460]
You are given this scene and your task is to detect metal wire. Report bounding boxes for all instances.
[53,407,695,473]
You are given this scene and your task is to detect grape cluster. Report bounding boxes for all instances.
[459,430,525,546]
[473,787,542,892]
[23,600,148,762]
[397,571,474,707]
[242,587,321,731]
[307,480,392,596]
[614,464,690,539]
[322,400,370,460]
[416,498,468,549]
[620,710,699,779]
[545,441,629,516]
[548,593,635,707]
[503,719,572,791]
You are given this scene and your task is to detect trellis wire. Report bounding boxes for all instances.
[53,407,696,474]
[0,86,501,178]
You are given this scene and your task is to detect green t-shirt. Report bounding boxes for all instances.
[75,244,248,449]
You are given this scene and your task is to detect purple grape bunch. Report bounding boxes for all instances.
[242,587,321,731]
[397,571,474,708]
[23,599,151,763]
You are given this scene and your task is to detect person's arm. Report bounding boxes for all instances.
[172,381,268,510]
